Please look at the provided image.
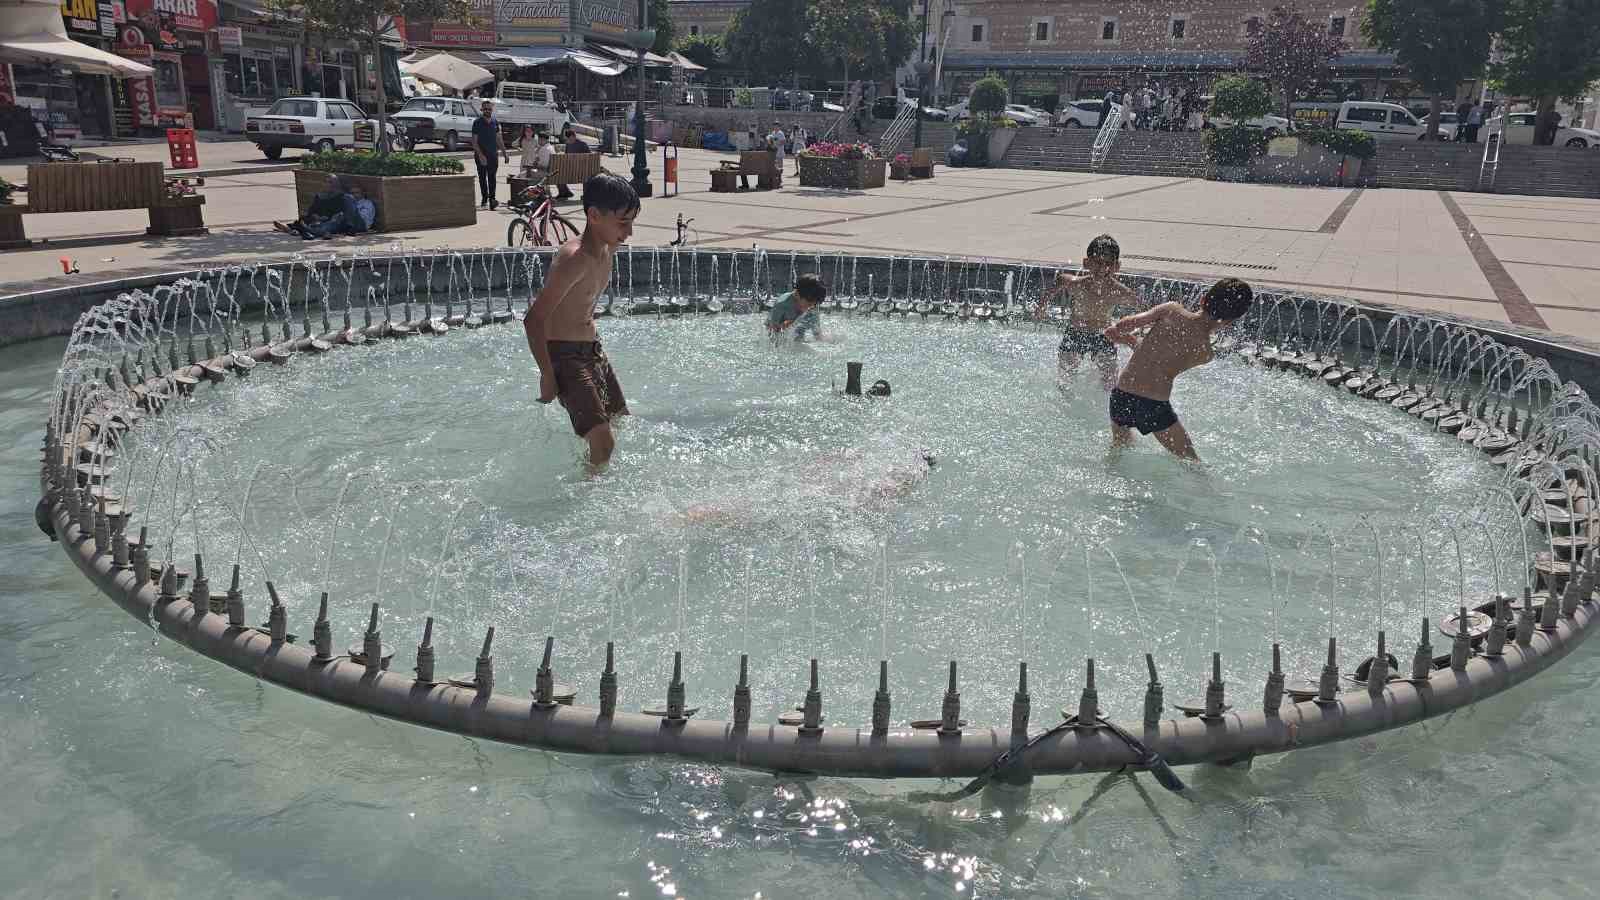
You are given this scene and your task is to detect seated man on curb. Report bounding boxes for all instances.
[294,184,377,240]
[273,175,347,236]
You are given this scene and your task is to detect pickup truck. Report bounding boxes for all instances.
[487,82,571,138]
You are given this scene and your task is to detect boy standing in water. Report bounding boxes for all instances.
[766,273,827,342]
[1033,234,1139,388]
[1102,277,1254,462]
[525,173,640,470]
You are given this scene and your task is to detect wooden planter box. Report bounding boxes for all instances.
[797,155,887,190]
[890,164,910,180]
[294,168,475,232]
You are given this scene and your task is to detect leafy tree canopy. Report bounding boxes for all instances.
[1243,4,1348,115]
[805,0,912,85]
[1491,0,1600,101]
[968,73,1007,114]
[1209,74,1273,121]
[1363,0,1504,138]
[724,0,817,84]
[673,33,723,70]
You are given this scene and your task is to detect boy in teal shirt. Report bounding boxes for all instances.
[766,273,827,341]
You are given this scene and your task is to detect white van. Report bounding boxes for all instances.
[1335,101,1426,142]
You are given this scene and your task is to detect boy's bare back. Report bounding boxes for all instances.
[1112,302,1217,400]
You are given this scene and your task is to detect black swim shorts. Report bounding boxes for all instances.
[1109,388,1179,435]
[1059,326,1117,357]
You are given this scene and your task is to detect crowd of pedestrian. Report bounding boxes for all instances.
[1117,82,1207,131]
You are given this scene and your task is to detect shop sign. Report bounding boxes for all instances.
[62,0,102,34]
[99,0,117,37]
[576,0,629,35]
[418,0,496,46]
[497,0,565,28]
[216,25,242,50]
[353,120,376,150]
[124,0,218,33]
[1076,75,1127,98]
[115,45,158,127]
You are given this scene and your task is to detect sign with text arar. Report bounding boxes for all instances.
[123,0,217,33]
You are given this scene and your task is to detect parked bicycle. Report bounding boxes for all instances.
[506,180,580,248]
[668,213,695,247]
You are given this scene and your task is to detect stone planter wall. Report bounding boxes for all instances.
[797,155,887,190]
[986,128,1018,166]
[293,169,476,232]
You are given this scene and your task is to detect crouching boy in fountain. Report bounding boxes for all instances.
[1033,234,1138,388]
[524,173,640,470]
[766,273,826,342]
[1102,277,1253,462]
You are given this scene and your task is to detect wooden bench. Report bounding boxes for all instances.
[910,147,935,179]
[0,161,207,249]
[710,149,780,192]
[549,151,602,186]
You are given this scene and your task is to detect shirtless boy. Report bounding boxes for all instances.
[1032,234,1139,387]
[766,273,826,342]
[1102,277,1253,462]
[524,173,640,469]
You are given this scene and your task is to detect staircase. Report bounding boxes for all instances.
[1355,141,1600,198]
[875,102,917,157]
[862,120,956,163]
[1003,129,1208,178]
[1489,145,1600,198]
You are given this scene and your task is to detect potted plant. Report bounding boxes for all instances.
[1204,75,1274,181]
[965,73,1018,166]
[797,141,886,189]
[1298,126,1375,183]
[890,153,911,180]
[293,149,473,232]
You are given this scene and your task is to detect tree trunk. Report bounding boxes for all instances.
[372,29,391,155]
[1534,93,1558,146]
[1425,93,1442,141]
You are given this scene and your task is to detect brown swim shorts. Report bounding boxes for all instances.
[548,340,628,437]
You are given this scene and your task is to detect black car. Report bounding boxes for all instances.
[873,96,899,119]
[771,88,790,111]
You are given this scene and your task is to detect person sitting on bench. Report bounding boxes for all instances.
[556,128,590,200]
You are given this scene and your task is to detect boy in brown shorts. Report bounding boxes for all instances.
[524,173,640,469]
[1032,234,1139,389]
[1102,277,1253,462]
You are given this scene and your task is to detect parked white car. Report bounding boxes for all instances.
[1485,112,1600,148]
[391,96,477,151]
[1204,113,1293,136]
[1004,104,1046,125]
[1419,111,1460,140]
[247,97,386,159]
[1334,101,1426,142]
[1055,101,1105,127]
[490,82,572,137]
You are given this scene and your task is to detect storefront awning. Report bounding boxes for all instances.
[666,51,706,72]
[484,46,627,76]
[0,0,154,77]
[571,48,628,76]
[589,43,674,67]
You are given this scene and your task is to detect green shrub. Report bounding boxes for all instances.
[969,73,1008,116]
[734,86,753,107]
[300,149,465,177]
[1210,74,1272,121]
[1203,125,1268,165]
[1297,126,1376,160]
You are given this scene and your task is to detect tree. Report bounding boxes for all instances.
[673,33,724,70]
[1209,74,1273,121]
[805,0,912,87]
[285,0,474,154]
[724,0,817,85]
[1243,4,1348,118]
[968,73,1007,115]
[1363,0,1504,140]
[1491,0,1600,145]
[648,0,675,56]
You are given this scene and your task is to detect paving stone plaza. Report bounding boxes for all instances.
[3,141,1598,346]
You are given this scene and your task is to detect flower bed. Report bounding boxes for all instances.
[797,142,885,189]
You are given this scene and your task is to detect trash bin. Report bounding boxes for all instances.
[600,124,619,154]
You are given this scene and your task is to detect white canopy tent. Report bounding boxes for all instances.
[667,51,706,73]
[0,0,153,77]
[402,52,494,94]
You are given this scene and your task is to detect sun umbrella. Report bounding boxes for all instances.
[404,52,494,94]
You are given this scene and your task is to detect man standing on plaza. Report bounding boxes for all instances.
[471,100,509,210]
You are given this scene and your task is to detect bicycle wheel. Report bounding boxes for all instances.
[547,213,580,245]
[507,218,532,248]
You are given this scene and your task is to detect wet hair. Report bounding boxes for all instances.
[867,379,891,397]
[581,173,641,216]
[794,273,827,303]
[1085,234,1120,262]
[1201,277,1253,321]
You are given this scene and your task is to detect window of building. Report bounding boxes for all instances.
[1170,15,1188,40]
[1100,17,1118,42]
[1244,15,1263,37]
[970,23,984,43]
[1329,15,1346,36]
[689,24,698,36]
[1035,21,1049,41]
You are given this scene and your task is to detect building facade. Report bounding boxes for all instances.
[667,0,751,39]
[936,1,1462,122]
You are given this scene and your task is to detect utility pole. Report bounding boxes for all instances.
[630,0,655,196]
[913,0,930,151]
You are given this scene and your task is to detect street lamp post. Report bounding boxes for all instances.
[913,0,930,152]
[627,0,656,197]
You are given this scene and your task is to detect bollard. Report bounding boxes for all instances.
[1263,644,1285,717]
[871,660,891,737]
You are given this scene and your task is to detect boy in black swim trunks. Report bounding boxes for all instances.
[525,173,640,470]
[1102,277,1253,462]
[1032,234,1139,388]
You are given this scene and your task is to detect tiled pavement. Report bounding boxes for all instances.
[3,147,1596,344]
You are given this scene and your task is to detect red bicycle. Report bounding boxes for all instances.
[506,180,580,248]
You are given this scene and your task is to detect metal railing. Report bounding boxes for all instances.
[1477,131,1503,191]
[876,101,917,157]
[1090,102,1126,169]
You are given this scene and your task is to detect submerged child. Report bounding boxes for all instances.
[1032,234,1139,388]
[766,273,827,342]
[1102,277,1254,462]
[524,173,640,470]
